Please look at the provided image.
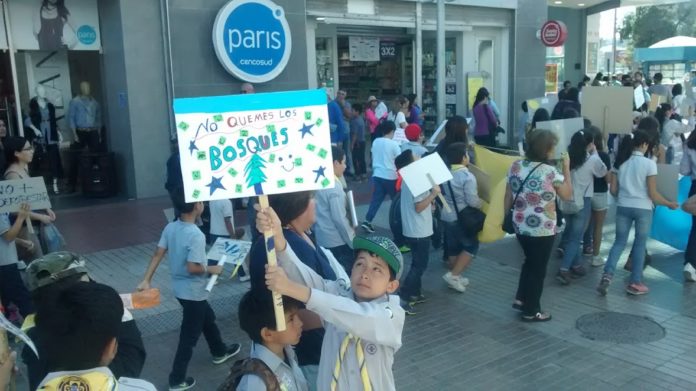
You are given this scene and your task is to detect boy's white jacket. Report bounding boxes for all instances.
[278,244,405,391]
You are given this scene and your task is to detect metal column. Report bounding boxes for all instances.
[436,0,445,124]
[415,2,422,108]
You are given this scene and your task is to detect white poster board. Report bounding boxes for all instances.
[173,89,335,202]
[349,36,379,62]
[535,118,585,159]
[206,238,252,264]
[7,0,101,51]
[0,177,51,213]
[581,86,634,135]
[399,153,453,196]
[656,164,679,203]
[634,86,646,109]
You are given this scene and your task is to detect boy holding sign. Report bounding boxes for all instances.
[137,189,240,391]
[0,203,34,318]
[259,205,404,391]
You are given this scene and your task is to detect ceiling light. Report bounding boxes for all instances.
[316,17,326,21]
[554,1,562,4]
[578,3,585,5]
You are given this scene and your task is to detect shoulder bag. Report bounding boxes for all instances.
[502,162,544,234]
[447,181,485,236]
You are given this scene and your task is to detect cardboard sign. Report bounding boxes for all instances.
[399,153,453,197]
[648,93,664,113]
[468,164,491,203]
[173,89,335,202]
[656,163,679,203]
[0,177,51,214]
[206,238,252,264]
[526,95,558,123]
[535,118,585,159]
[581,86,634,135]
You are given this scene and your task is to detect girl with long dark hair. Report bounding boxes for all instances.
[556,129,607,284]
[472,88,498,148]
[597,130,678,296]
[582,127,611,267]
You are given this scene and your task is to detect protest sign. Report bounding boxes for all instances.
[526,95,558,122]
[0,177,50,214]
[656,164,679,203]
[207,237,252,264]
[535,118,585,159]
[634,86,645,109]
[393,128,408,144]
[173,89,335,203]
[581,86,634,134]
[399,153,453,211]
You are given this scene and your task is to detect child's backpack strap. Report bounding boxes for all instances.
[216,358,281,391]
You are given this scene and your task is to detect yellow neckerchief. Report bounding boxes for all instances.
[21,313,36,332]
[450,164,466,172]
[39,371,117,390]
[331,333,371,391]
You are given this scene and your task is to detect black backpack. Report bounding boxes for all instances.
[217,358,280,391]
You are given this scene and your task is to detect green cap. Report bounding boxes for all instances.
[25,251,89,292]
[352,235,403,279]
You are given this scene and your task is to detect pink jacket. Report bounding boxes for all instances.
[365,108,382,134]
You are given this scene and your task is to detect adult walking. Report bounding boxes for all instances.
[505,130,572,321]
[472,88,498,148]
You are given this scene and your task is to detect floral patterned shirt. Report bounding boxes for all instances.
[507,160,564,237]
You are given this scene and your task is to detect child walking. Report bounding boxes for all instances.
[259,205,404,391]
[137,189,241,391]
[395,150,440,314]
[597,130,678,296]
[441,143,482,293]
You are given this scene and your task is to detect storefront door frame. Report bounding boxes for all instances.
[2,0,23,136]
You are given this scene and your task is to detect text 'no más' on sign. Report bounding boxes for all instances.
[174,89,335,203]
[0,177,51,213]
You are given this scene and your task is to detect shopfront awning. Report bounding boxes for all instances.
[634,36,696,64]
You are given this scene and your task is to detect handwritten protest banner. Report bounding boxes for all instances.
[581,86,633,135]
[173,89,335,202]
[207,238,252,264]
[0,177,51,214]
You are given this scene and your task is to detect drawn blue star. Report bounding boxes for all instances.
[313,166,326,183]
[205,176,226,195]
[299,123,314,139]
[188,139,199,155]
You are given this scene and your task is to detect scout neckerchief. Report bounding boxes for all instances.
[331,333,372,391]
[39,371,117,390]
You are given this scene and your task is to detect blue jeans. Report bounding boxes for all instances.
[603,206,653,283]
[365,177,397,222]
[399,237,431,299]
[560,197,591,271]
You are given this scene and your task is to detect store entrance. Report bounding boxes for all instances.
[336,36,413,109]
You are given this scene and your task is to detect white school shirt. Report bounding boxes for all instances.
[278,244,404,391]
[388,111,407,128]
[371,137,401,180]
[209,199,234,236]
[400,183,433,239]
[614,151,658,210]
[571,153,608,198]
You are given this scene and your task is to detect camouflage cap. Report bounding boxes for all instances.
[25,251,89,292]
[352,235,403,280]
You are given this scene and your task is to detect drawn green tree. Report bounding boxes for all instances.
[244,153,267,195]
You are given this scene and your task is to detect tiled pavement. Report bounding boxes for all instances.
[13,194,696,390]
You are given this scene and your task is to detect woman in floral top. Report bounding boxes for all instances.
[505,129,572,322]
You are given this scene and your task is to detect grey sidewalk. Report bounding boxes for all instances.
[15,201,696,390]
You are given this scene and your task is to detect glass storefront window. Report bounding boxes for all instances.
[422,37,456,134]
[316,37,334,95]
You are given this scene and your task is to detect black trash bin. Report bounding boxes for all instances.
[80,152,117,197]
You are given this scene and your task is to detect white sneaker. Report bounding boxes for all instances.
[591,256,606,267]
[442,272,467,293]
[684,263,696,282]
[16,261,27,271]
[239,275,250,282]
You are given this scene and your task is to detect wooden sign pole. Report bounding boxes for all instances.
[427,173,451,213]
[258,195,286,331]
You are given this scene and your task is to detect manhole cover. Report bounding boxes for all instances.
[576,312,665,344]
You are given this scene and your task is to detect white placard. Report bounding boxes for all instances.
[535,118,585,159]
[207,238,252,264]
[581,86,634,134]
[399,153,453,197]
[656,164,679,203]
[349,36,379,62]
[634,86,646,109]
[0,177,51,213]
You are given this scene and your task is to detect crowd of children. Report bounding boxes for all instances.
[2,75,696,391]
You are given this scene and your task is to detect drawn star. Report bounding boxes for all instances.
[205,176,226,196]
[313,166,326,183]
[298,123,314,139]
[188,139,199,155]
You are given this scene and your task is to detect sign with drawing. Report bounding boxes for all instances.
[207,238,252,264]
[173,89,335,202]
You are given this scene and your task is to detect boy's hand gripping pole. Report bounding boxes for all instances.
[259,195,286,331]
